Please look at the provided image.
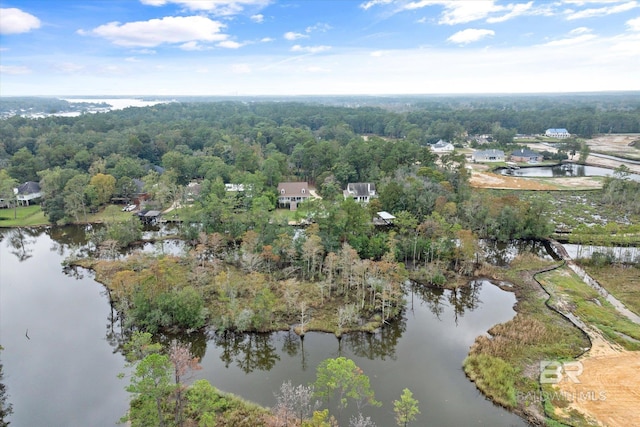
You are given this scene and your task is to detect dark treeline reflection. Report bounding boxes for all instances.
[8,225,513,374]
[410,279,482,324]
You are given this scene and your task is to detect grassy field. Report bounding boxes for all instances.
[537,266,640,350]
[0,205,49,227]
[580,264,640,316]
[85,204,136,223]
[0,204,139,228]
[463,254,589,422]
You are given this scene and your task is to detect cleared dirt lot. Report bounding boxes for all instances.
[468,167,603,190]
[555,338,640,427]
[470,134,640,190]
[586,134,640,160]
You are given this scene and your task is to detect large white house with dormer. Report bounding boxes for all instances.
[545,128,570,139]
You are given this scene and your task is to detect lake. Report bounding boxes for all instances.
[0,226,527,426]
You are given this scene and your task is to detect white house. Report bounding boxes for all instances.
[343,183,377,203]
[14,181,42,206]
[430,140,454,153]
[472,149,505,163]
[545,128,570,139]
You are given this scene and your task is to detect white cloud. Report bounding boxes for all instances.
[260,37,274,42]
[447,28,495,44]
[543,33,597,46]
[569,26,592,35]
[405,1,503,25]
[79,16,227,47]
[218,40,244,48]
[360,0,393,11]
[0,65,31,74]
[627,16,640,30]
[132,48,157,54]
[0,8,41,34]
[306,23,331,33]
[370,50,387,57]
[251,14,264,23]
[125,57,141,62]
[291,44,331,53]
[487,2,533,23]
[284,31,307,40]
[180,41,207,50]
[566,1,638,20]
[140,0,271,15]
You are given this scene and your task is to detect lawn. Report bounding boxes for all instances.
[85,204,137,223]
[0,205,49,227]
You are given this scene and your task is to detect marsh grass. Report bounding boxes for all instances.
[537,267,640,350]
[463,254,590,425]
[580,264,640,316]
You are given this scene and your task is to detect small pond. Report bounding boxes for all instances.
[498,164,640,182]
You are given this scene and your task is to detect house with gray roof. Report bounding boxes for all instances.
[430,140,454,153]
[14,181,41,206]
[510,148,543,163]
[472,149,505,163]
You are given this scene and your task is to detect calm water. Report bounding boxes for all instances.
[0,226,526,426]
[499,164,640,181]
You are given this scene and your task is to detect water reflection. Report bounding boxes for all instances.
[410,279,482,324]
[1,225,528,426]
[211,332,281,373]
[480,239,556,266]
[5,227,39,261]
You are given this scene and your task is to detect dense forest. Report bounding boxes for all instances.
[2,95,640,427]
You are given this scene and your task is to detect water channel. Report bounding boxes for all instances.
[0,226,534,426]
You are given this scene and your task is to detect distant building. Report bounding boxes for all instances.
[14,181,41,206]
[374,211,395,226]
[472,149,505,162]
[185,181,202,202]
[225,183,245,192]
[343,182,377,203]
[545,128,570,139]
[430,140,454,153]
[510,148,543,163]
[277,182,311,210]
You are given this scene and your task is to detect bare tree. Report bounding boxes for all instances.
[168,340,201,426]
[350,413,377,427]
[273,380,319,426]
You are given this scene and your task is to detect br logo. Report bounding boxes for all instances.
[540,360,583,384]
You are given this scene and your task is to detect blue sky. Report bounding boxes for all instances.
[1,0,639,96]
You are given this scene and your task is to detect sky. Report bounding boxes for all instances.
[0,0,639,96]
